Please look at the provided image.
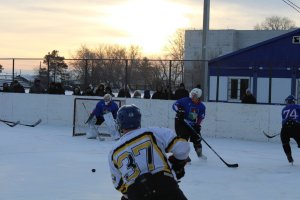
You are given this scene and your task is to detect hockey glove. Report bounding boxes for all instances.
[176,110,185,121]
[85,114,94,124]
[168,155,188,180]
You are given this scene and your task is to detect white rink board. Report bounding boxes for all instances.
[0,93,283,142]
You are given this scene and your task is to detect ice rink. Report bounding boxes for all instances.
[1,123,300,200]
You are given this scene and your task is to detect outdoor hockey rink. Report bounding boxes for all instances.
[1,123,300,200]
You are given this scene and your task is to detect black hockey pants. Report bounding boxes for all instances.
[127,172,187,200]
[280,121,300,157]
[175,117,202,150]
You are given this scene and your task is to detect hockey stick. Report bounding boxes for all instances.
[183,119,239,168]
[263,131,280,139]
[0,120,20,127]
[82,102,106,140]
[19,119,42,127]
[0,119,41,127]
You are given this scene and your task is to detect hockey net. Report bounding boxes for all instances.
[72,97,124,136]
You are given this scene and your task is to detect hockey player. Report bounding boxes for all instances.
[108,105,190,200]
[85,94,119,139]
[172,88,206,159]
[280,95,300,164]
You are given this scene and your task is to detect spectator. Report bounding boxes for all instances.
[29,78,45,94]
[10,80,25,93]
[105,86,114,97]
[241,88,257,104]
[95,84,105,96]
[82,85,94,96]
[48,82,56,94]
[165,85,175,100]
[1,83,10,92]
[73,86,81,95]
[143,89,151,99]
[117,87,131,98]
[152,84,167,100]
[132,90,142,98]
[55,83,65,95]
[174,83,189,100]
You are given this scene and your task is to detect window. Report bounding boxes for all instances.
[292,36,300,44]
[228,77,249,101]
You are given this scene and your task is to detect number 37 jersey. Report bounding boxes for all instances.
[108,127,190,193]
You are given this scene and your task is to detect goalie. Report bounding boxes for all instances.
[85,94,119,139]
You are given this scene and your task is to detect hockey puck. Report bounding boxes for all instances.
[91,169,96,173]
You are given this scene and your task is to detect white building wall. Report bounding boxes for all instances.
[257,78,269,103]
[0,93,283,142]
[271,78,291,104]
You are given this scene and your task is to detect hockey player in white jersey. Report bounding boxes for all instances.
[108,105,190,200]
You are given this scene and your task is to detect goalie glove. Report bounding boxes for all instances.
[85,114,94,124]
[168,155,189,180]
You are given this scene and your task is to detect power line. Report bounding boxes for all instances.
[287,0,300,10]
[281,0,300,13]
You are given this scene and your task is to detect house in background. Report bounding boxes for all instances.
[208,28,300,104]
[183,29,295,91]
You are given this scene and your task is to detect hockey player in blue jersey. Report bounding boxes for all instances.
[172,88,206,159]
[85,94,119,139]
[280,95,300,164]
[109,105,190,200]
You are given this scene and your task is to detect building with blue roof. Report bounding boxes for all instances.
[208,28,300,104]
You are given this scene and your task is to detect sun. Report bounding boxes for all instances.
[101,0,192,55]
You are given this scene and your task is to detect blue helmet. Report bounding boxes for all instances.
[116,105,141,132]
[285,95,296,104]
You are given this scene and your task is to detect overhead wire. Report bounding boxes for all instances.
[281,0,300,13]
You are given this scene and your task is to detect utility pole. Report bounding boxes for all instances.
[201,0,210,101]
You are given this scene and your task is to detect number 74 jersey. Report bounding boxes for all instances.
[282,104,300,124]
[108,127,190,193]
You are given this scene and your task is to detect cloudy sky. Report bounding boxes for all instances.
[0,0,299,58]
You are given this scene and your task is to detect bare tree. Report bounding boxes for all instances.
[254,16,296,30]
[162,29,185,87]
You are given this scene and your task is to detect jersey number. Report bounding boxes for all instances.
[116,141,154,182]
[283,109,298,120]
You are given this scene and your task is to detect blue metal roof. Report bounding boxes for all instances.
[209,28,300,78]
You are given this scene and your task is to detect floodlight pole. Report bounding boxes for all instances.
[202,0,210,101]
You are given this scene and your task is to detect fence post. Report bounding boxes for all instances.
[125,59,128,89]
[47,58,50,89]
[169,60,172,87]
[84,59,88,89]
[12,58,15,82]
[216,64,219,102]
[268,65,272,104]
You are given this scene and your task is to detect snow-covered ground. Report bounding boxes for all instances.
[1,123,300,200]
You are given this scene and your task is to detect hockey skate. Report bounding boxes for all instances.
[196,148,207,160]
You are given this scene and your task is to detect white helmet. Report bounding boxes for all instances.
[190,88,202,99]
[103,94,112,105]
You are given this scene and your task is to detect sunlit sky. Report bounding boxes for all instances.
[0,0,299,58]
